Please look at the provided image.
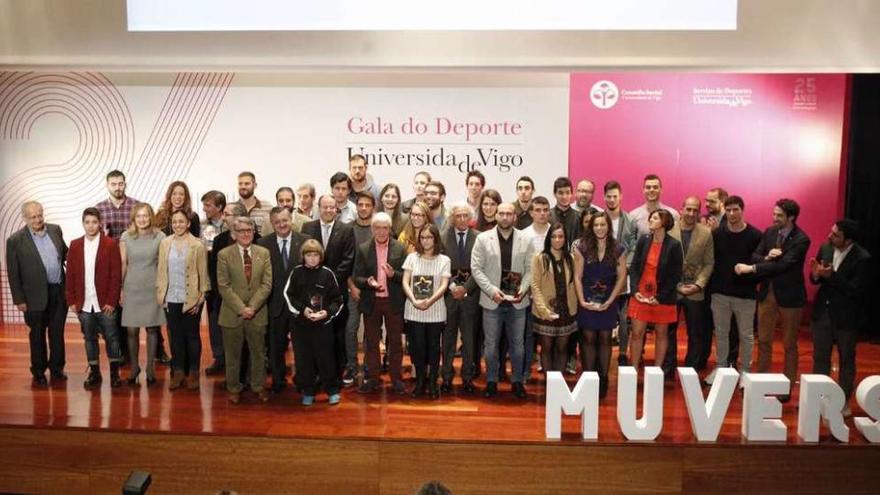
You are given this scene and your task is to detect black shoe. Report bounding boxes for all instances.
[271,382,286,394]
[342,368,357,387]
[440,381,452,394]
[358,379,380,394]
[126,375,139,386]
[381,354,389,373]
[393,380,408,395]
[430,382,440,400]
[146,376,157,386]
[84,366,102,389]
[483,381,498,398]
[411,379,426,398]
[155,349,171,365]
[205,361,225,376]
[779,394,791,404]
[462,380,475,393]
[618,355,630,367]
[512,382,527,399]
[32,375,48,387]
[110,363,123,388]
[50,370,67,381]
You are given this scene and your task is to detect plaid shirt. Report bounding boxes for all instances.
[96,196,140,240]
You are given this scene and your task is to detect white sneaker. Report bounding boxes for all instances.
[738,371,747,389]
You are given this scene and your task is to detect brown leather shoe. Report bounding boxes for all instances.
[186,372,200,390]
[168,371,185,391]
[228,392,241,404]
[257,390,269,403]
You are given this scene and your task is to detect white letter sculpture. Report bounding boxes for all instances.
[742,373,790,441]
[617,366,664,441]
[545,371,600,440]
[679,367,738,442]
[854,375,880,443]
[797,374,849,442]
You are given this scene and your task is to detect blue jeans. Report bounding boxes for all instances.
[522,307,534,379]
[483,305,526,384]
[77,310,122,366]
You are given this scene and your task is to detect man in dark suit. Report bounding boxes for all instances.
[351,213,407,394]
[6,201,68,386]
[257,206,310,393]
[440,204,481,393]
[735,198,811,401]
[809,219,871,415]
[301,195,355,381]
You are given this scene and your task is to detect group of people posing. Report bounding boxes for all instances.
[6,156,870,413]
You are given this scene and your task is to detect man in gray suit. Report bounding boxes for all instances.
[440,204,481,393]
[471,203,535,399]
[6,201,68,386]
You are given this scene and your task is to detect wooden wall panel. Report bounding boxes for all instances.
[379,441,682,495]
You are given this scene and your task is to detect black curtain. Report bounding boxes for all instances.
[844,74,880,340]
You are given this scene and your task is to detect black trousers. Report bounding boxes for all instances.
[663,298,707,373]
[293,322,338,396]
[165,303,201,374]
[23,284,67,377]
[408,320,444,382]
[269,311,293,387]
[332,297,349,381]
[812,311,858,399]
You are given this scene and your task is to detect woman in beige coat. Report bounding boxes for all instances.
[157,210,210,390]
[530,222,578,374]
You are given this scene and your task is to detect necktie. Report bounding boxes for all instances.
[281,238,289,270]
[457,232,466,265]
[322,224,331,247]
[243,247,252,283]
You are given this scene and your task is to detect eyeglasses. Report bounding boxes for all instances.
[410,212,426,218]
[419,235,435,240]
[235,228,254,233]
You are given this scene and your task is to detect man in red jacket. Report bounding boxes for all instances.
[66,207,123,389]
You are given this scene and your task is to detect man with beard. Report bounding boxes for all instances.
[735,198,810,402]
[702,187,729,231]
[572,179,604,216]
[347,154,381,203]
[232,171,274,236]
[424,181,449,230]
[471,203,535,399]
[95,170,146,364]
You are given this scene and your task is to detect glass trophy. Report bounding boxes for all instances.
[413,275,434,300]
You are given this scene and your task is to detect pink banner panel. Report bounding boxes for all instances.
[569,73,849,300]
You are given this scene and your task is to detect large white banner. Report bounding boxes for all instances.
[127,0,738,31]
[0,71,568,321]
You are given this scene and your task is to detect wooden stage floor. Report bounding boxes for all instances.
[0,322,877,445]
[2,323,880,494]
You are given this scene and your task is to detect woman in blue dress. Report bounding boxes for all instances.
[573,211,627,398]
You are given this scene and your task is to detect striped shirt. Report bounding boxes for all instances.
[403,253,451,323]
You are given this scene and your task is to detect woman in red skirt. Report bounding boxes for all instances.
[628,209,683,369]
